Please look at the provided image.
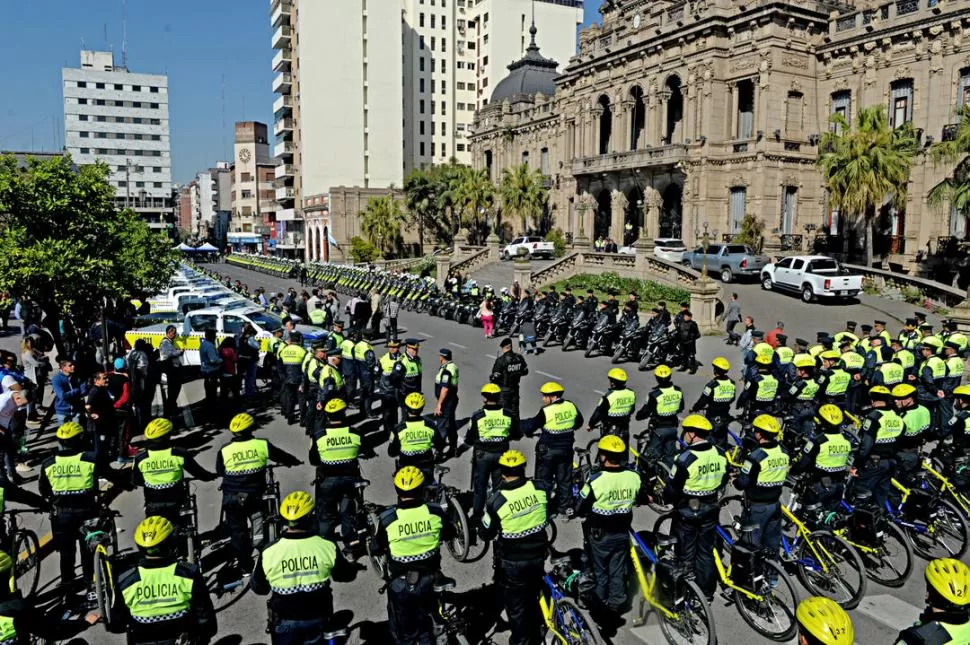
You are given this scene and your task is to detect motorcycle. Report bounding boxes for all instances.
[533,301,551,340]
[611,317,647,364]
[562,308,592,352]
[584,312,619,358]
[638,324,679,371]
[544,302,573,347]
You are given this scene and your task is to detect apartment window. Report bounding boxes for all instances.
[889,79,914,127]
[419,36,425,50]
[153,166,162,173]
[484,12,489,23]
[431,58,436,72]
[420,78,425,93]
[118,181,127,187]
[781,187,797,234]
[78,98,87,105]
[457,102,465,110]
[468,42,476,50]
[96,148,107,154]
[440,59,446,74]
[133,117,142,124]
[151,119,161,125]
[441,101,446,114]
[96,132,107,139]
[483,34,489,44]
[468,62,475,70]
[114,83,123,90]
[80,147,90,154]
[420,121,426,135]
[150,103,159,109]
[153,182,162,188]
[133,134,143,140]
[830,91,851,132]
[736,79,755,138]
[95,115,105,123]
[457,143,466,151]
[79,131,89,138]
[442,15,447,29]
[441,143,446,157]
[431,100,435,114]
[730,187,747,232]
[431,37,435,51]
[78,114,88,121]
[420,99,425,114]
[959,69,970,108]
[441,122,446,135]
[442,38,446,52]
[133,101,142,108]
[152,151,161,157]
[541,147,550,174]
[95,99,105,106]
[150,86,159,93]
[241,190,253,199]
[482,77,488,88]
[419,13,425,27]
[133,85,141,92]
[431,14,435,28]
[117,165,126,171]
[483,56,489,65]
[457,62,465,69]
[420,141,426,155]
[419,57,425,72]
[135,181,145,188]
[457,82,465,90]
[77,81,87,88]
[441,79,446,93]
[96,82,105,89]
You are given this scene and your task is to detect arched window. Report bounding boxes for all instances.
[598,95,612,155]
[630,86,646,150]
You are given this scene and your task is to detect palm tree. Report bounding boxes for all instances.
[403,169,435,251]
[453,167,495,242]
[498,163,548,235]
[432,162,464,237]
[928,105,970,224]
[818,105,918,266]
[360,194,407,258]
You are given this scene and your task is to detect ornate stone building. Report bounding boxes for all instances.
[470,0,970,268]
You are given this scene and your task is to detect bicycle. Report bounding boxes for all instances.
[81,503,120,626]
[5,509,43,599]
[630,430,674,514]
[920,454,970,519]
[427,465,471,562]
[629,529,715,645]
[432,577,471,645]
[540,558,604,645]
[343,477,386,579]
[888,474,969,561]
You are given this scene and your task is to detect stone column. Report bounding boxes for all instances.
[592,106,604,155]
[435,255,451,290]
[728,82,738,139]
[452,229,469,260]
[689,277,721,333]
[610,190,628,245]
[304,223,313,262]
[574,192,594,252]
[643,186,662,243]
[513,258,533,291]
[486,231,501,260]
[611,103,624,154]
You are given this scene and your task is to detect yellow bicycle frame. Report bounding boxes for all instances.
[781,505,834,575]
[539,590,570,645]
[628,538,680,621]
[922,460,970,516]
[712,546,764,602]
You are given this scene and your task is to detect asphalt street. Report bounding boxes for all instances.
[10,260,958,645]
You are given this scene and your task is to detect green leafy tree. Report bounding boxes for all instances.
[432,162,465,238]
[499,163,547,235]
[453,167,495,244]
[819,105,918,266]
[349,236,380,263]
[545,228,568,258]
[928,105,970,220]
[0,154,178,351]
[404,169,440,250]
[731,214,765,253]
[360,194,407,258]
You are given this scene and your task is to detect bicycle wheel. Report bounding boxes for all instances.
[546,519,558,547]
[861,522,913,588]
[365,509,387,579]
[646,462,674,515]
[793,531,866,610]
[906,499,969,561]
[12,529,40,599]
[445,495,471,562]
[658,579,717,645]
[93,549,114,627]
[734,559,799,641]
[544,596,603,645]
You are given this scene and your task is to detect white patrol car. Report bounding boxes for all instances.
[125,306,328,366]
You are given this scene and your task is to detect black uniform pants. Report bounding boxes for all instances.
[53,506,97,588]
[496,557,545,645]
[586,528,630,613]
[436,399,458,453]
[357,375,375,416]
[342,362,357,401]
[472,448,503,518]
[741,500,782,555]
[387,572,436,645]
[279,382,299,423]
[221,491,265,572]
[381,391,399,436]
[674,500,718,600]
[534,443,572,515]
[302,389,319,434]
[648,424,680,465]
[315,475,357,543]
[855,458,894,508]
[500,388,520,419]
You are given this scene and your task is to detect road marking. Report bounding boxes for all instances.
[594,389,606,395]
[536,370,561,380]
[629,624,664,644]
[448,342,468,349]
[417,331,433,338]
[485,354,496,359]
[856,594,922,633]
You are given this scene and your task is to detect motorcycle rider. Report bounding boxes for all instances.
[588,368,637,446]
[689,357,736,447]
[490,337,529,418]
[675,309,700,374]
[635,365,684,463]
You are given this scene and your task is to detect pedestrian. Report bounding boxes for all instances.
[219,336,240,402]
[126,339,151,434]
[20,335,50,421]
[0,390,29,481]
[354,295,372,335]
[383,295,400,342]
[480,296,495,338]
[51,358,87,426]
[370,289,383,339]
[236,322,260,399]
[739,316,756,359]
[158,325,184,418]
[107,357,136,461]
[199,329,222,412]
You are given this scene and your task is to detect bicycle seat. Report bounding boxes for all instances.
[355,479,371,489]
[851,489,873,504]
[435,466,450,476]
[433,577,457,593]
[574,447,589,455]
[322,630,347,640]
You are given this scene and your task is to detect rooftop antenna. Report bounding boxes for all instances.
[122,0,128,67]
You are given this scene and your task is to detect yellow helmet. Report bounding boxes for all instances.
[0,551,11,575]
[56,421,84,441]
[280,490,315,522]
[752,414,782,435]
[794,355,816,369]
[868,385,891,397]
[925,558,970,607]
[481,383,502,396]
[540,381,565,395]
[682,414,713,433]
[955,385,970,398]
[134,516,175,549]
[404,392,426,410]
[892,383,917,399]
[815,404,845,427]
[796,597,854,645]
[607,368,628,383]
[820,350,840,361]
[655,364,672,379]
[755,353,773,365]
[394,466,426,491]
[229,412,255,433]
[498,449,527,468]
[324,398,347,414]
[712,357,730,372]
[597,435,626,454]
[144,418,174,441]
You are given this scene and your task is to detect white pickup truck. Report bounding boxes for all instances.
[501,236,556,260]
[760,255,864,303]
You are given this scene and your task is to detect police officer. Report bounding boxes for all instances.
[773,334,796,384]
[113,516,216,644]
[664,415,727,601]
[855,385,905,507]
[898,318,920,351]
[917,339,946,433]
[379,339,403,435]
[737,354,779,420]
[894,383,932,483]
[945,385,970,453]
[873,319,892,347]
[690,357,736,447]
[817,350,850,407]
[839,339,866,413]
[872,344,906,389]
[479,449,548,645]
[39,422,103,596]
[314,348,346,431]
[940,341,965,432]
[793,404,852,511]
[734,414,789,556]
[834,321,860,349]
[389,393,443,481]
[635,365,684,463]
[465,384,517,523]
[374,467,455,645]
[300,342,328,434]
[278,331,307,424]
[267,328,286,392]
[575,435,644,625]
[310,398,362,547]
[215,413,301,575]
[353,331,378,417]
[588,368,637,445]
[797,597,855,645]
[784,355,820,436]
[132,418,215,524]
[521,382,583,516]
[0,550,57,642]
[394,339,424,411]
[897,558,970,644]
[253,491,348,645]
[340,329,359,403]
[490,337,529,418]
[330,320,346,348]
[434,348,460,457]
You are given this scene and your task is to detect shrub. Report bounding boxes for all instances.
[730,214,765,253]
[900,285,923,304]
[548,272,690,311]
[349,236,379,264]
[545,228,568,258]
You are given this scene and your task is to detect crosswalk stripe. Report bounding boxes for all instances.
[855,594,921,633]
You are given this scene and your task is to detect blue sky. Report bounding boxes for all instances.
[0,1,601,184]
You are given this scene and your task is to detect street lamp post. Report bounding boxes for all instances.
[694,221,717,279]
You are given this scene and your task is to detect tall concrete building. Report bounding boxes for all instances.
[270,0,582,261]
[229,122,274,251]
[62,50,173,229]
[192,162,232,243]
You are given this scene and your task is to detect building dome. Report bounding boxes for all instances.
[489,23,560,104]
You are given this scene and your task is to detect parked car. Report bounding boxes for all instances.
[501,236,556,260]
[652,238,688,263]
[682,243,770,283]
[760,255,864,303]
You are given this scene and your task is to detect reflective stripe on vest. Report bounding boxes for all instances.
[587,469,641,515]
[315,427,361,465]
[435,362,459,386]
[45,454,96,496]
[815,433,852,472]
[824,369,850,396]
[903,406,932,438]
[399,420,435,455]
[319,364,345,389]
[387,505,442,563]
[121,563,193,623]
[655,387,683,417]
[682,449,726,496]
[874,410,905,444]
[878,362,904,386]
[755,375,779,402]
[490,481,547,539]
[139,448,185,490]
[353,341,373,362]
[947,356,965,379]
[754,446,789,488]
[260,535,337,595]
[712,379,736,403]
[402,356,421,378]
[606,388,636,417]
[542,400,579,434]
[220,438,269,476]
[896,349,915,370]
[478,408,512,442]
[923,356,947,379]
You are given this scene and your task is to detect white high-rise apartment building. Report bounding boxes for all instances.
[63,50,173,229]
